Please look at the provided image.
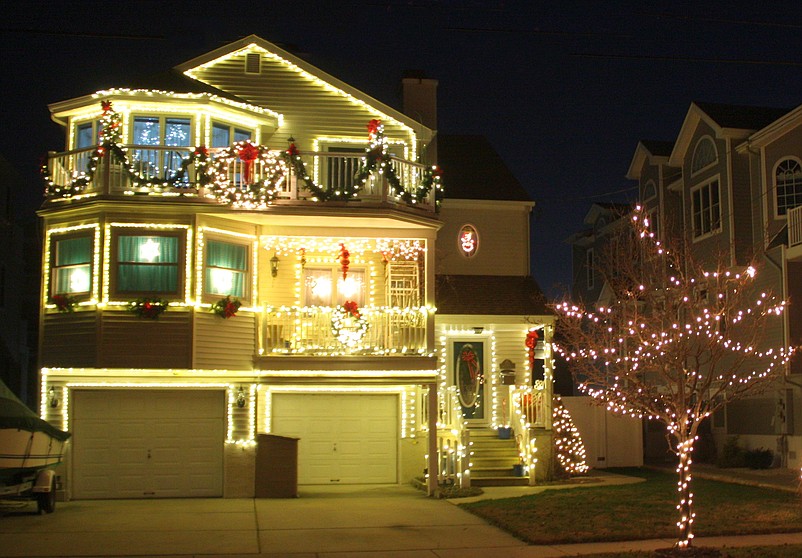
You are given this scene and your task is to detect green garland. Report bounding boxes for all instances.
[128,297,169,320]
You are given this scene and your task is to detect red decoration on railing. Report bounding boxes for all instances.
[287,142,299,157]
[367,119,381,141]
[237,142,260,183]
[339,243,350,280]
[343,300,361,319]
[194,146,209,157]
[525,329,540,369]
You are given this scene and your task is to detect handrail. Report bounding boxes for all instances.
[510,385,546,486]
[789,205,802,248]
[433,386,469,488]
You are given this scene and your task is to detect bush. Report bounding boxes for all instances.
[743,448,774,469]
[716,436,746,468]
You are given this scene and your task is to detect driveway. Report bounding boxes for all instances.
[0,484,527,557]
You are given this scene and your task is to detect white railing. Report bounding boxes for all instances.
[433,387,469,488]
[789,205,802,248]
[46,147,437,211]
[510,386,547,486]
[260,305,428,355]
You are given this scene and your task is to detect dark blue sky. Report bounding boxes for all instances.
[4,1,802,297]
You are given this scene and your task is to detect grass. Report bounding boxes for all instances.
[460,468,802,546]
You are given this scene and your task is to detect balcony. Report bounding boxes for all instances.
[260,305,430,356]
[43,144,440,213]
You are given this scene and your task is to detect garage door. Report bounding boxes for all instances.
[271,393,398,485]
[72,390,225,499]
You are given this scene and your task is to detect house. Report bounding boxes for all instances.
[38,35,555,499]
[623,101,802,467]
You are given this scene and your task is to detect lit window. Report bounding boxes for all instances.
[692,137,717,174]
[691,180,721,238]
[131,116,191,180]
[459,225,478,258]
[304,268,365,306]
[115,233,181,295]
[205,240,248,299]
[775,158,802,216]
[52,235,92,296]
[211,122,251,148]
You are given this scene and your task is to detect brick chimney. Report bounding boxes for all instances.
[402,73,438,164]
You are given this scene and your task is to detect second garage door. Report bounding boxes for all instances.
[71,389,225,499]
[271,393,398,485]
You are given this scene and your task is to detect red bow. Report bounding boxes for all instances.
[237,143,260,182]
[461,348,480,380]
[287,143,299,157]
[525,330,539,368]
[343,300,360,319]
[367,119,381,140]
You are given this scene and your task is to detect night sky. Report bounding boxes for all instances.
[4,1,802,297]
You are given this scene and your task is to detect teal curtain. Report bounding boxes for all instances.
[54,236,92,294]
[117,235,179,293]
[205,240,246,296]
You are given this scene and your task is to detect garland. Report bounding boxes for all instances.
[43,103,443,209]
[331,301,369,346]
[50,294,76,313]
[128,297,169,320]
[212,295,241,319]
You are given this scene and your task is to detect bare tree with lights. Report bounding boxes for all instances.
[553,208,794,553]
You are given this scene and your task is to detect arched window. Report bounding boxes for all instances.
[691,137,717,173]
[775,158,802,215]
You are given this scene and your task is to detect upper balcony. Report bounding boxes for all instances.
[786,205,802,260]
[43,141,441,214]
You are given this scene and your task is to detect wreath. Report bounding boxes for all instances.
[331,301,369,346]
[212,295,241,319]
[205,140,288,209]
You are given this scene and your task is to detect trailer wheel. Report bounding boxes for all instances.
[36,477,56,514]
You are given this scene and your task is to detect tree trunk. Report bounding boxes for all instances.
[675,434,696,549]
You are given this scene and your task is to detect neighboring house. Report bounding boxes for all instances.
[38,35,554,500]
[625,101,802,467]
[0,155,31,403]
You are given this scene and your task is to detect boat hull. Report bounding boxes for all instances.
[0,428,67,472]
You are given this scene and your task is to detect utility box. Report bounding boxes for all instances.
[255,434,299,498]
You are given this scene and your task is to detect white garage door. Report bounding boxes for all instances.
[72,390,225,499]
[271,393,398,485]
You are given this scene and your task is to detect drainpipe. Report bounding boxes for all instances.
[427,382,438,496]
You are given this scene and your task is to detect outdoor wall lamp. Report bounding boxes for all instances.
[270,254,280,277]
[48,386,59,408]
[236,387,247,409]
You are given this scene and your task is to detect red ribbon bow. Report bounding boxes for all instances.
[343,300,360,319]
[367,119,381,140]
[461,348,480,380]
[237,143,260,183]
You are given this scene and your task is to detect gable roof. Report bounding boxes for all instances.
[435,275,552,316]
[437,134,532,202]
[626,140,675,180]
[669,101,791,166]
[175,34,431,142]
[127,69,246,104]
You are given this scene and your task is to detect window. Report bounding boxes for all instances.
[131,116,191,179]
[211,122,252,148]
[304,268,366,307]
[586,248,594,290]
[691,137,717,174]
[51,235,93,297]
[459,224,479,258]
[115,233,181,295]
[691,180,721,238]
[775,158,802,216]
[205,240,248,299]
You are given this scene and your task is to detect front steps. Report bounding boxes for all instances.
[468,427,529,487]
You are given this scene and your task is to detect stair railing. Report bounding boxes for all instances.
[510,385,544,486]
[434,386,470,488]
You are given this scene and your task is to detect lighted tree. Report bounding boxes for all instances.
[553,208,793,552]
[552,396,589,476]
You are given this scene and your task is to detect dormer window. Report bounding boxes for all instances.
[692,136,717,174]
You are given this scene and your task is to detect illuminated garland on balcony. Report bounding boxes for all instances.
[203,140,288,209]
[331,301,369,346]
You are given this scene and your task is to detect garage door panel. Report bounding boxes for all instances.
[72,390,224,499]
[271,393,398,485]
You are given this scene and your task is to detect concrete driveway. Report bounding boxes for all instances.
[0,484,527,557]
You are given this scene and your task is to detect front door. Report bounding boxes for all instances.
[451,338,488,424]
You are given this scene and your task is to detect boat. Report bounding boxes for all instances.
[1,380,70,513]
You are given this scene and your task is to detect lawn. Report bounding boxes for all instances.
[460,468,802,546]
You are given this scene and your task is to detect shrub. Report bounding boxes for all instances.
[716,436,746,468]
[743,448,774,469]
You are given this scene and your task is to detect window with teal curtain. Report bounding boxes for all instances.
[117,235,179,294]
[53,236,92,295]
[205,240,247,297]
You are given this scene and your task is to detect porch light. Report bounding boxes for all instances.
[270,254,280,277]
[48,386,59,408]
[236,387,247,409]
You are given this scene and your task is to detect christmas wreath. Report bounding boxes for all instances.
[212,295,241,319]
[331,301,369,346]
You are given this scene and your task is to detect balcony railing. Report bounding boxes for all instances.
[260,305,429,356]
[789,205,802,248]
[44,145,438,212]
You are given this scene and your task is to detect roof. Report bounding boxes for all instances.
[435,275,552,315]
[626,140,675,180]
[437,135,532,202]
[694,102,791,131]
[127,69,246,104]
